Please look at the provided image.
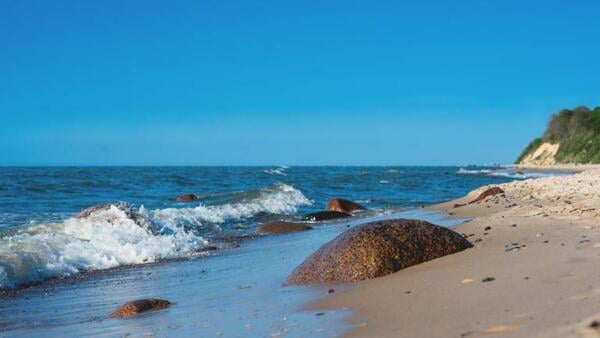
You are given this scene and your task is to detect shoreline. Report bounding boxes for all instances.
[315,168,600,337]
[511,163,600,173]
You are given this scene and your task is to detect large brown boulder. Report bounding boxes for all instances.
[257,221,313,234]
[110,299,171,318]
[176,194,199,202]
[303,211,351,221]
[326,198,366,213]
[287,219,472,285]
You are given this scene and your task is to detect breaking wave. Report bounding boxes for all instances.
[457,168,556,179]
[0,183,311,289]
[150,183,311,228]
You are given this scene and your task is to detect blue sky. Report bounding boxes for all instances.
[1,0,599,165]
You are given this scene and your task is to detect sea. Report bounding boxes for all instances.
[0,166,565,337]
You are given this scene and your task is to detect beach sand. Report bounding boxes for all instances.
[315,168,600,337]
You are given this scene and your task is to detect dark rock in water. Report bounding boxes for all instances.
[469,187,505,204]
[303,211,351,222]
[77,202,132,219]
[256,221,313,234]
[176,194,199,202]
[77,202,156,234]
[286,219,473,285]
[326,199,366,213]
[484,226,492,231]
[482,277,496,283]
[110,299,171,318]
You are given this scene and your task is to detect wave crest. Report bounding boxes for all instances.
[150,183,312,228]
[0,183,311,289]
[0,205,205,289]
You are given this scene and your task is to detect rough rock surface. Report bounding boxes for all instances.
[256,221,313,234]
[326,198,366,213]
[287,219,472,285]
[110,299,171,318]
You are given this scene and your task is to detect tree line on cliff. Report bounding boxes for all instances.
[517,106,600,164]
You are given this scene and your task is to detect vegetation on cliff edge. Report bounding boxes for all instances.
[517,106,600,164]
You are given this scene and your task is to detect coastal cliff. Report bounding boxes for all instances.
[517,106,600,165]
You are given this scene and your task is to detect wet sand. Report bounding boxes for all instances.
[0,209,460,337]
[316,168,600,337]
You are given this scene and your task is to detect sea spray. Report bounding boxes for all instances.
[0,183,311,289]
[150,183,312,228]
[0,205,207,289]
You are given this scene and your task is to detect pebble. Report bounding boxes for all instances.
[462,278,474,284]
[482,277,496,283]
[484,226,492,231]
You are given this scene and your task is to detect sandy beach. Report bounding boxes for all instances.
[316,168,600,337]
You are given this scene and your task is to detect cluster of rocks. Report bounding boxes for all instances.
[88,196,472,318]
[256,198,365,235]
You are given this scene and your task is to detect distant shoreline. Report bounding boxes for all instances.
[512,163,600,173]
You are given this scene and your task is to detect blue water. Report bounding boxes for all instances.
[0,165,553,290]
[0,165,567,337]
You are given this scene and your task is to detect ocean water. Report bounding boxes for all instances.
[0,165,559,290]
[0,166,569,336]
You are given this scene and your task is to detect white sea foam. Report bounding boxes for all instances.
[150,183,311,228]
[0,183,312,289]
[456,168,493,175]
[0,205,207,289]
[263,167,287,176]
[457,168,557,179]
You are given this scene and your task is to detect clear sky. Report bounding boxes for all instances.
[1,0,599,166]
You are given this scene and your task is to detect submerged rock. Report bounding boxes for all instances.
[287,219,473,285]
[176,194,199,202]
[469,187,505,204]
[110,299,171,318]
[303,211,351,222]
[257,221,313,234]
[326,199,366,213]
[77,202,132,219]
[76,202,156,234]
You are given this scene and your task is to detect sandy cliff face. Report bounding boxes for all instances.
[518,142,559,165]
